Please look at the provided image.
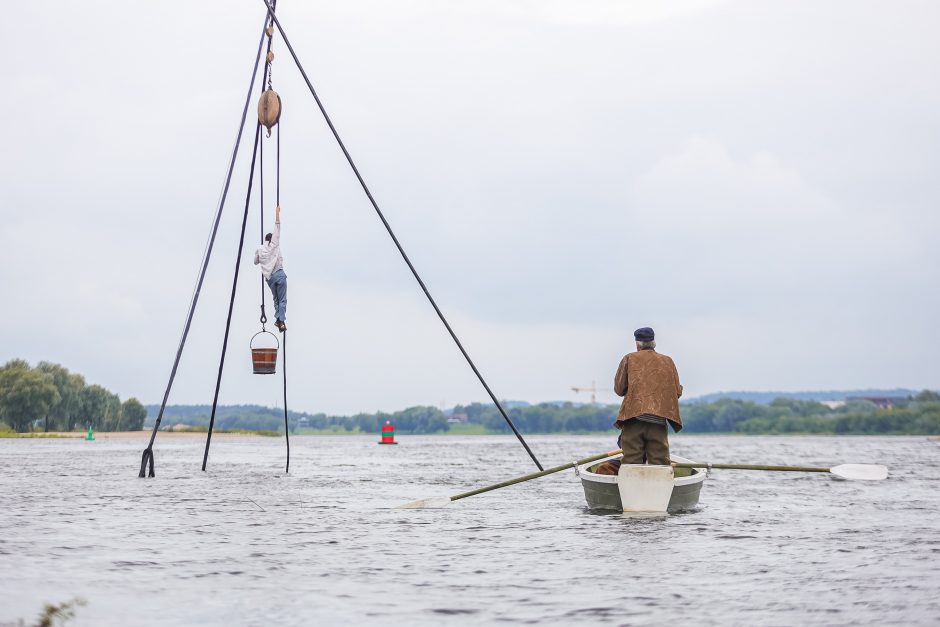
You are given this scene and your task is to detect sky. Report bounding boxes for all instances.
[0,0,937,414]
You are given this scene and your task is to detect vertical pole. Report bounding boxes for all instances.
[203,123,264,471]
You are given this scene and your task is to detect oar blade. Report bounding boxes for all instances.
[830,464,888,481]
[396,496,452,509]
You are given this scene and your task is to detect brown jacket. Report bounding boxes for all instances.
[614,349,684,432]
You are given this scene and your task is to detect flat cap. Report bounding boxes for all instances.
[634,327,655,342]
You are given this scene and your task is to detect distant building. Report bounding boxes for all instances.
[820,400,846,409]
[847,396,903,409]
[447,412,469,424]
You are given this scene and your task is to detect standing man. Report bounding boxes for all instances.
[254,205,288,332]
[613,327,683,466]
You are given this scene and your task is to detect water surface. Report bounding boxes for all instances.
[1,435,937,625]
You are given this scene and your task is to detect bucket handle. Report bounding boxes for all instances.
[250,330,280,351]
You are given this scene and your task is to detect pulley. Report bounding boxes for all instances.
[258,88,282,134]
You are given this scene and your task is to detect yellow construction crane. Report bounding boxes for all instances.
[570,380,614,404]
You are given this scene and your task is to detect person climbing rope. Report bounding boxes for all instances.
[254,205,288,332]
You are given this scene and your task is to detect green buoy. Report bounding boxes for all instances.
[85,427,94,441]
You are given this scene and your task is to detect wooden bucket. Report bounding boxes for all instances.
[250,331,279,375]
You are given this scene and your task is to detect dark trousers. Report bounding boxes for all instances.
[618,419,670,465]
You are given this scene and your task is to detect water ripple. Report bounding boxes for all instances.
[0,435,938,625]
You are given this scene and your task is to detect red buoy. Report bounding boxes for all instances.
[379,420,397,445]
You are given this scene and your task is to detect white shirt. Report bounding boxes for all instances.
[253,222,283,281]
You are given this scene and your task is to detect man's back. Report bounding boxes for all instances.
[254,223,283,281]
[614,349,683,431]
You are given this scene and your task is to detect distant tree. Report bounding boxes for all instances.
[78,384,116,430]
[36,362,86,431]
[914,390,940,402]
[120,398,147,431]
[769,397,830,417]
[102,394,122,431]
[391,406,448,433]
[837,398,879,413]
[0,361,60,432]
[712,399,762,432]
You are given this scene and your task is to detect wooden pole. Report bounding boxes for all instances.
[672,462,830,473]
[398,449,622,508]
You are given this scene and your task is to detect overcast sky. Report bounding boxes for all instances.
[1,0,937,414]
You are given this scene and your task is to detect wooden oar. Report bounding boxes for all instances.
[673,462,888,480]
[396,452,888,509]
[397,449,623,509]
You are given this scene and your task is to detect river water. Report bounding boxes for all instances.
[0,434,937,626]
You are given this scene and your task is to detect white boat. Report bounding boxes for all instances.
[577,454,707,513]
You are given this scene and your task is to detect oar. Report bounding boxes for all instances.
[674,462,888,481]
[397,449,624,509]
[398,453,889,509]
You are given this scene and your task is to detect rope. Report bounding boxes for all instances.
[282,329,290,473]
[139,13,271,478]
[202,122,264,472]
[260,0,543,470]
[258,3,277,330]
[259,123,267,328]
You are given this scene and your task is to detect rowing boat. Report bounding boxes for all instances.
[577,454,706,513]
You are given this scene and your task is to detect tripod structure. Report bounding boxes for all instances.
[139,1,544,478]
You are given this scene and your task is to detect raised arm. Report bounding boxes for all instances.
[614,355,629,397]
[270,206,281,247]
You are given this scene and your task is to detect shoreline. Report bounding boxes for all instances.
[2,431,936,440]
[0,431,267,440]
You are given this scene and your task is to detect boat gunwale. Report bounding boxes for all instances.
[577,454,707,487]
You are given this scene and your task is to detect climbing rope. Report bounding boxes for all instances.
[203,8,290,473]
[260,0,544,470]
[259,134,267,331]
[257,13,290,474]
[258,11,277,331]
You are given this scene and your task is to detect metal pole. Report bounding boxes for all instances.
[259,0,543,470]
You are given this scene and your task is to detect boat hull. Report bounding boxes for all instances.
[578,454,706,513]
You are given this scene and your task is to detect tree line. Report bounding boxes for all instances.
[457,392,940,435]
[8,354,935,436]
[679,392,940,435]
[146,404,451,435]
[0,359,147,433]
[147,390,940,436]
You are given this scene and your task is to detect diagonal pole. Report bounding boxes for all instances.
[139,13,271,478]
[260,0,543,470]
